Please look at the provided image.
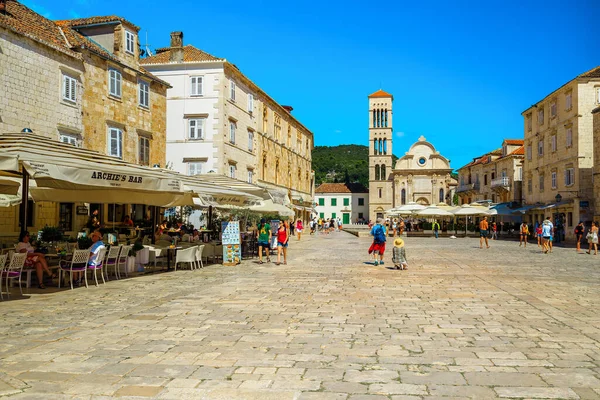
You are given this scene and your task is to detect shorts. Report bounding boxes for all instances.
[296,229,302,233]
[368,242,386,256]
[480,230,488,237]
[277,242,288,248]
[542,236,551,240]
[258,241,270,249]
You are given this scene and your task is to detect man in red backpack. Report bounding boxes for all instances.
[368,218,387,266]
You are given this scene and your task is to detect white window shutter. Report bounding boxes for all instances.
[70,78,76,101]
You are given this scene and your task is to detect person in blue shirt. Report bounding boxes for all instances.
[368,218,387,266]
[541,220,552,254]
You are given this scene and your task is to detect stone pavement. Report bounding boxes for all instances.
[0,232,599,399]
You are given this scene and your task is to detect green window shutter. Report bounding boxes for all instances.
[318,198,324,206]
[331,198,337,206]
[332,213,336,219]
[319,213,324,219]
[343,198,349,206]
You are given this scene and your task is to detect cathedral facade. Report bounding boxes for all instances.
[368,90,457,221]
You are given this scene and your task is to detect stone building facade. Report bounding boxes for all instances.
[593,106,600,222]
[141,32,314,220]
[368,90,456,221]
[314,183,369,224]
[456,140,524,205]
[521,66,600,235]
[0,1,169,238]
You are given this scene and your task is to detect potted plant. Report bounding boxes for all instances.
[41,226,64,243]
[128,241,147,272]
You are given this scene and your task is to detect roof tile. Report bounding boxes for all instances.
[368,89,393,99]
[140,45,223,65]
[579,66,600,79]
[56,15,140,31]
[315,183,369,194]
[504,139,524,146]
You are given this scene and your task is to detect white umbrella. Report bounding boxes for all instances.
[452,204,490,236]
[0,194,21,207]
[415,206,455,217]
[387,202,427,216]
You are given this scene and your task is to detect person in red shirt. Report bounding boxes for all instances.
[276,221,289,265]
[295,219,303,241]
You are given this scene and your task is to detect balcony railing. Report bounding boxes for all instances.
[456,182,480,193]
[491,177,511,188]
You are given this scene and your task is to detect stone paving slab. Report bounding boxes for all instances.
[0,234,599,398]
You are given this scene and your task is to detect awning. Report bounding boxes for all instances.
[0,194,21,208]
[531,200,573,211]
[163,172,269,207]
[511,204,539,214]
[0,133,190,206]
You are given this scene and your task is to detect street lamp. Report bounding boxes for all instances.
[555,193,562,203]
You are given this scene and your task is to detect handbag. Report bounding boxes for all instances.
[586,232,593,240]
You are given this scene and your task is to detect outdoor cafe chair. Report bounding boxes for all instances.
[174,247,196,271]
[59,249,90,290]
[87,247,107,287]
[145,245,166,272]
[195,245,205,269]
[103,245,122,281]
[116,245,131,279]
[0,253,8,300]
[1,252,27,299]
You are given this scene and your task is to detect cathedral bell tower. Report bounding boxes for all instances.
[368,89,394,221]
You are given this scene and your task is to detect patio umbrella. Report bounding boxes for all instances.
[415,206,455,217]
[453,204,490,236]
[388,202,427,216]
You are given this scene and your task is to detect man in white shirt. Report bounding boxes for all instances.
[74,230,105,286]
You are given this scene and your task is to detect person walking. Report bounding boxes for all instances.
[574,221,584,252]
[479,216,490,249]
[368,218,387,266]
[519,221,529,247]
[276,222,289,265]
[257,218,271,264]
[541,219,552,254]
[491,222,498,240]
[296,219,303,241]
[544,216,554,253]
[399,219,405,236]
[535,223,542,247]
[392,237,408,270]
[432,220,440,239]
[586,221,598,255]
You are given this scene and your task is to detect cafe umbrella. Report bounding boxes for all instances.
[452,204,491,236]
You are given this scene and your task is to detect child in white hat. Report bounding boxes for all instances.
[392,237,408,270]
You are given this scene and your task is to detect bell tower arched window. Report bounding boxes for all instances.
[383,138,387,155]
[401,189,406,205]
[439,188,444,203]
[380,164,386,180]
[375,164,380,181]
[374,139,378,155]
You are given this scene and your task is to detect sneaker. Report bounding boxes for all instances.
[374,261,379,266]
[380,261,384,265]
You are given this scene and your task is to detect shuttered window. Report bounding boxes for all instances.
[62,74,77,102]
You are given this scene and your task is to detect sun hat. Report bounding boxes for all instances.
[393,237,404,247]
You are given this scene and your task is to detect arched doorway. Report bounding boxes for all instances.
[415,197,430,206]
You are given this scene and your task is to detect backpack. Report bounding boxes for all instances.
[373,225,386,243]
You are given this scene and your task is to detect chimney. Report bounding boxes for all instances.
[281,105,293,113]
[169,31,184,63]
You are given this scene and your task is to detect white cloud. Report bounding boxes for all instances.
[334,129,342,134]
[395,131,405,138]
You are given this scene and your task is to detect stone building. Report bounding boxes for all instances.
[593,105,600,222]
[521,66,600,235]
[0,1,169,237]
[456,140,524,205]
[140,32,314,221]
[368,90,456,221]
[314,183,369,224]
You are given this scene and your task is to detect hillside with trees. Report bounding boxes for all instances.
[312,144,398,187]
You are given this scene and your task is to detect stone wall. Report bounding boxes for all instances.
[593,107,600,220]
[80,52,167,167]
[0,28,83,136]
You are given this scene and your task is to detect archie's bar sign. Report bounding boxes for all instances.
[90,171,143,183]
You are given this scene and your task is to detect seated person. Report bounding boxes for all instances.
[73,230,104,287]
[159,220,168,231]
[123,215,134,227]
[16,231,56,289]
[192,229,200,241]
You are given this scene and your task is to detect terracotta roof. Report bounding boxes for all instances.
[579,66,600,79]
[56,15,139,31]
[368,89,393,99]
[503,139,524,146]
[0,0,77,57]
[315,183,369,194]
[140,45,224,65]
[509,146,524,156]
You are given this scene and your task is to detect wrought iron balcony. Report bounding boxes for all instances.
[491,177,511,189]
[456,182,480,193]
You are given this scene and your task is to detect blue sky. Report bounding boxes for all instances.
[24,0,598,170]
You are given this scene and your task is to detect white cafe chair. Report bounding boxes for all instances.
[174,247,196,271]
